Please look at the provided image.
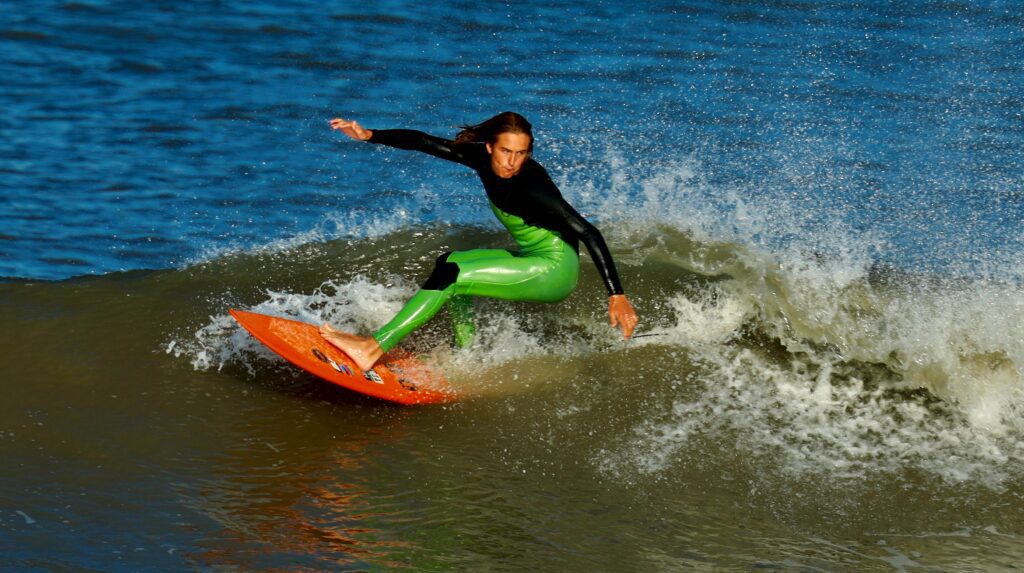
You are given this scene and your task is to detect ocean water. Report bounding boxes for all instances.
[2,0,1023,570]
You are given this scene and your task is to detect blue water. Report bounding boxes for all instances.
[2,0,1020,281]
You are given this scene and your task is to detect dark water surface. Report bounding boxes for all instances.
[2,0,1023,570]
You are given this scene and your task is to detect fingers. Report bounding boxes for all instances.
[329,118,371,141]
[329,118,354,130]
[330,118,352,130]
[620,314,638,339]
[614,310,637,339]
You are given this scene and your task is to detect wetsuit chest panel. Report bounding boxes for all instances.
[478,163,581,249]
[488,202,565,256]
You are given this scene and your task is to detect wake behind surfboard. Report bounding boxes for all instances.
[230,309,457,405]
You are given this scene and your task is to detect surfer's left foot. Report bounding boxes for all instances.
[319,323,384,371]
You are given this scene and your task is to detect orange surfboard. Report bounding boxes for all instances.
[230,309,457,405]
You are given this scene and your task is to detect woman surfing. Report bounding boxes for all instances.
[321,112,638,370]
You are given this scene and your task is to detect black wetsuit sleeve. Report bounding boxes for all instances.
[561,202,626,296]
[368,129,477,167]
[529,189,626,296]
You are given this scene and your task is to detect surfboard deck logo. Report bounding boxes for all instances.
[230,309,457,405]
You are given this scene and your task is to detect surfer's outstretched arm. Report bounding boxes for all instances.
[330,117,476,166]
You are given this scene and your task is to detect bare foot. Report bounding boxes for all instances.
[319,323,385,371]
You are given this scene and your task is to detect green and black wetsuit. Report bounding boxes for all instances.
[367,129,625,351]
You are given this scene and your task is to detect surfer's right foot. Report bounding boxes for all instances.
[319,323,384,371]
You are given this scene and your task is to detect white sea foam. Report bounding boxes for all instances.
[581,151,1024,486]
[599,340,1024,487]
[596,273,1024,487]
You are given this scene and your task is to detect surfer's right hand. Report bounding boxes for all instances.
[330,118,373,141]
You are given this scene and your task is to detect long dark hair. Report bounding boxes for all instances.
[454,112,533,150]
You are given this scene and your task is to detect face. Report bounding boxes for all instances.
[486,132,532,179]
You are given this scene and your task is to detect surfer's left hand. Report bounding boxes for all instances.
[608,294,638,340]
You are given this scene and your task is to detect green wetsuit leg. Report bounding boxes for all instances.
[448,294,475,348]
[445,250,517,348]
[372,242,578,352]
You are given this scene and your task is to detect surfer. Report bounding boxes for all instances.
[321,112,638,370]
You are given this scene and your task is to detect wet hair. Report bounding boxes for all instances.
[454,111,533,150]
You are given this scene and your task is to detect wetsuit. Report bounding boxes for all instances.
[367,129,625,351]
